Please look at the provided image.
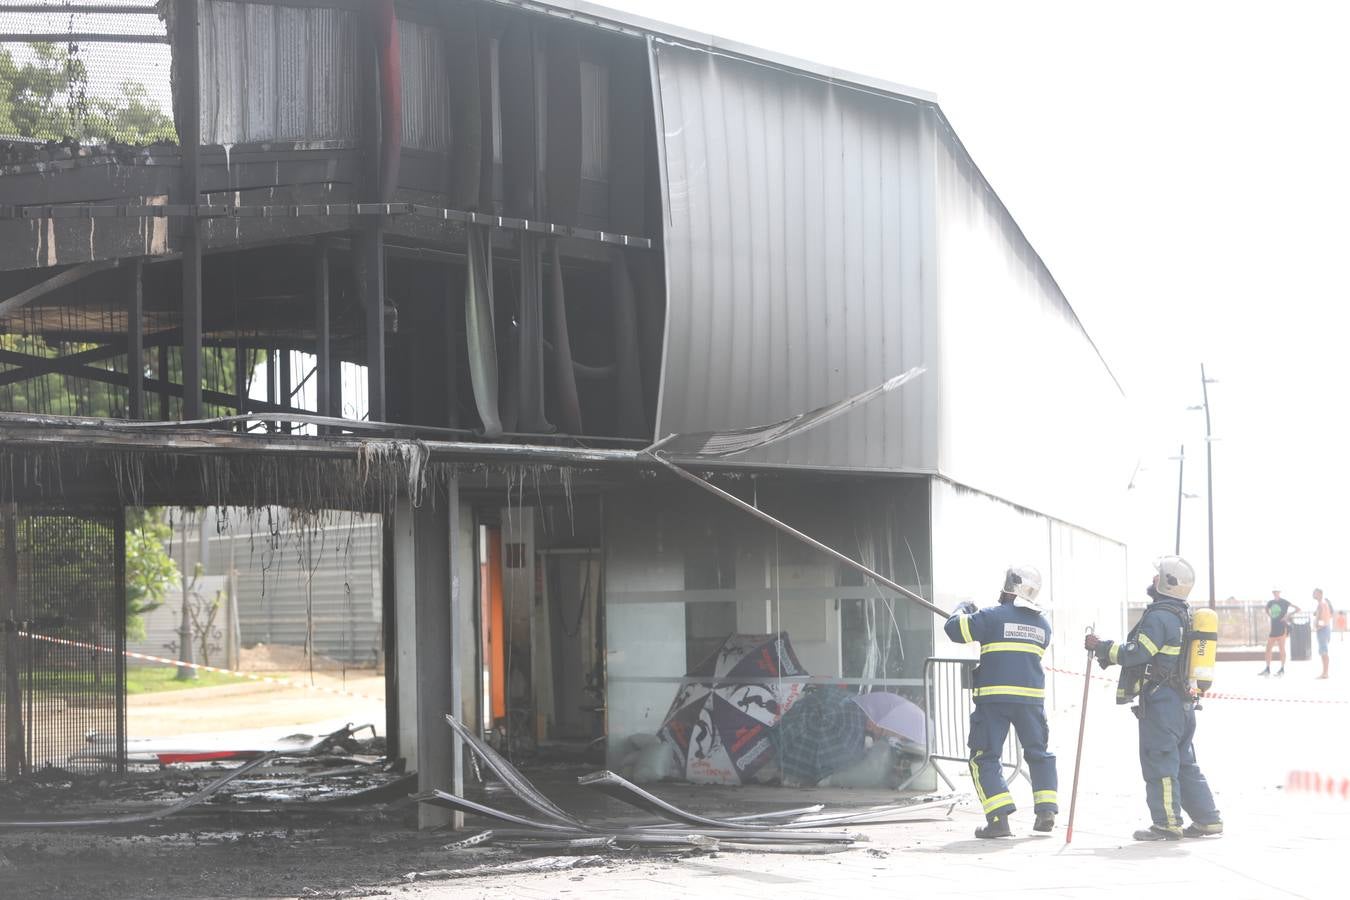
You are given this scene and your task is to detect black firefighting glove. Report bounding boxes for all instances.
[1084,634,1113,668]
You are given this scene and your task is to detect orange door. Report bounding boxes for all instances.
[483,527,507,724]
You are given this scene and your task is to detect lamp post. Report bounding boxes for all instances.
[1171,445,1185,555]
[1189,365,1218,610]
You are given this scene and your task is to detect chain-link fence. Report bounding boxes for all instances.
[2,505,127,778]
[0,0,172,148]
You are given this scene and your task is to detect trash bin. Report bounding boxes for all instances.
[1288,614,1313,662]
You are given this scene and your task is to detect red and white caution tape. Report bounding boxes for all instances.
[1044,664,1350,705]
[1286,771,1350,800]
[17,631,384,704]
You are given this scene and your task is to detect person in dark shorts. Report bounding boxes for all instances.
[1260,589,1300,676]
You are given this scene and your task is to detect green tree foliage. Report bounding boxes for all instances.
[125,507,178,642]
[0,42,174,144]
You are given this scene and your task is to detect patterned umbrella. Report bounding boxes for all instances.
[775,686,869,785]
[658,633,809,785]
[851,691,926,745]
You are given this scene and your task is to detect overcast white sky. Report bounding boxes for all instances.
[609,0,1350,606]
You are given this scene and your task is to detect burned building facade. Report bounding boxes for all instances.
[0,0,1130,820]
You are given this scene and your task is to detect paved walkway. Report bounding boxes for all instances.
[394,659,1350,899]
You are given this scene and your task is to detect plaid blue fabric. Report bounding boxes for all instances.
[775,687,867,784]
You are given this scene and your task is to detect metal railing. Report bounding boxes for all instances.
[898,656,1026,792]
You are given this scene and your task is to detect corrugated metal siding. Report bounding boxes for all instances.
[180,517,383,666]
[399,18,453,152]
[931,121,1131,537]
[652,42,939,472]
[200,0,359,145]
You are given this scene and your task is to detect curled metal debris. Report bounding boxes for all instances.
[424,715,957,856]
[578,770,806,831]
[0,753,279,829]
[444,715,585,828]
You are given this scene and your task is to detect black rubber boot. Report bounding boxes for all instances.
[975,815,1012,839]
[1033,812,1055,833]
[1132,825,1182,842]
[1183,821,1223,838]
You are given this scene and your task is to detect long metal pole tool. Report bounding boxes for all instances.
[647,453,947,618]
[1064,631,1096,844]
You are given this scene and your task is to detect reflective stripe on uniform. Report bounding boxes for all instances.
[1138,633,1159,655]
[973,685,1045,700]
[981,791,1014,814]
[1158,644,1182,656]
[959,615,974,643]
[1108,644,1121,664]
[1034,790,1058,806]
[968,758,987,806]
[1161,776,1179,827]
[981,642,1045,657]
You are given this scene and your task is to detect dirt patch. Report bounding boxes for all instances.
[238,644,371,673]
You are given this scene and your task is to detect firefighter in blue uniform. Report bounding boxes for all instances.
[945,566,1058,838]
[1084,555,1224,841]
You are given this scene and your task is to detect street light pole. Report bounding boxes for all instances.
[1200,364,1216,610]
[1174,445,1185,555]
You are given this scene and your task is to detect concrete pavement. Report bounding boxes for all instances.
[393,657,1350,899]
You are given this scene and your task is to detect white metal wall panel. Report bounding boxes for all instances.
[929,479,1127,714]
[931,123,1132,537]
[652,43,939,472]
[200,0,359,145]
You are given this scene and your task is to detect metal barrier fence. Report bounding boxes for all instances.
[899,656,1025,792]
[0,0,171,147]
[1,505,126,778]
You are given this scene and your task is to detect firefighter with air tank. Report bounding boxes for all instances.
[1084,555,1224,840]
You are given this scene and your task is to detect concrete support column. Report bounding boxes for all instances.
[391,479,462,829]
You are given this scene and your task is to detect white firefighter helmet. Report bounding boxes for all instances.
[1153,556,1195,601]
[1003,566,1045,612]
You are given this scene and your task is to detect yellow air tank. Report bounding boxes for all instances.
[1188,607,1219,694]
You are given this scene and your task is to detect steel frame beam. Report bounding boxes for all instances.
[126,260,144,419]
[0,349,305,416]
[0,260,120,319]
[176,0,203,420]
[0,204,654,250]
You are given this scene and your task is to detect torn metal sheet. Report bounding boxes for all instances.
[412,789,578,832]
[498,836,619,853]
[769,794,965,828]
[0,753,278,829]
[473,828,719,850]
[404,855,608,882]
[578,770,800,831]
[445,715,586,829]
[465,225,503,437]
[639,804,824,829]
